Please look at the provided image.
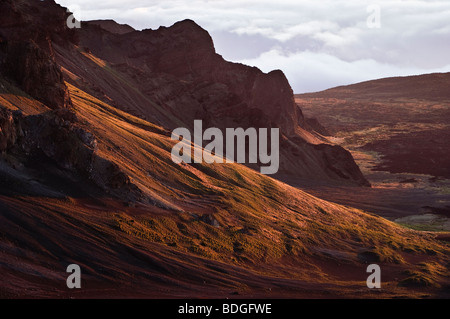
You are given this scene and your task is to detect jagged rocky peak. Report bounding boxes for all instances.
[74,16,369,186]
[0,0,78,47]
[0,0,369,186]
[79,19,300,134]
[86,20,135,35]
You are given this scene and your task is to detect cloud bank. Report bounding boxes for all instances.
[56,0,450,93]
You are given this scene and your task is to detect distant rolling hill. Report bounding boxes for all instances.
[296,72,450,179]
[300,72,450,101]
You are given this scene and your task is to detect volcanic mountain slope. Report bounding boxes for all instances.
[51,14,369,186]
[0,0,449,298]
[1,75,449,298]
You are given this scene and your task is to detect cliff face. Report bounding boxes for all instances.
[2,40,72,110]
[0,1,144,202]
[0,105,142,202]
[62,19,369,186]
[0,107,17,151]
[3,1,450,300]
[0,0,369,186]
[0,0,74,109]
[79,19,302,136]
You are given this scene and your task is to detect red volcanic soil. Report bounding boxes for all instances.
[0,82,448,299]
[296,73,450,180]
[300,73,450,101]
[0,0,449,299]
[52,16,370,187]
[1,195,448,299]
[362,128,450,179]
[295,73,450,232]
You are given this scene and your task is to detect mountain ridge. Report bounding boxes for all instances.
[298,72,450,100]
[59,17,370,186]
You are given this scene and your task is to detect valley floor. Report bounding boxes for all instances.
[295,93,450,234]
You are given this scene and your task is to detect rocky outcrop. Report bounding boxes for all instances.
[0,0,74,109]
[305,117,331,136]
[87,20,135,35]
[313,144,370,186]
[2,40,72,109]
[80,19,302,136]
[1,106,142,202]
[0,108,18,152]
[0,0,369,186]
[74,19,369,186]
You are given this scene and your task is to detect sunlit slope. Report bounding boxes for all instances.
[67,84,449,290]
[0,77,51,115]
[1,79,449,297]
[54,25,370,187]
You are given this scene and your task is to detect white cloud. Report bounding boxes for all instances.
[240,49,450,93]
[55,0,450,92]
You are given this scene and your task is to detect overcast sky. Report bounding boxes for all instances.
[55,0,450,93]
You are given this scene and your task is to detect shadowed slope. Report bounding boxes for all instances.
[51,17,369,186]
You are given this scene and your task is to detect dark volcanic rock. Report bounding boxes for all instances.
[2,40,71,109]
[305,117,331,136]
[71,19,369,186]
[0,106,142,202]
[358,250,382,263]
[313,143,371,187]
[0,108,18,151]
[80,19,302,136]
[0,0,74,109]
[87,20,135,35]
[0,0,369,186]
